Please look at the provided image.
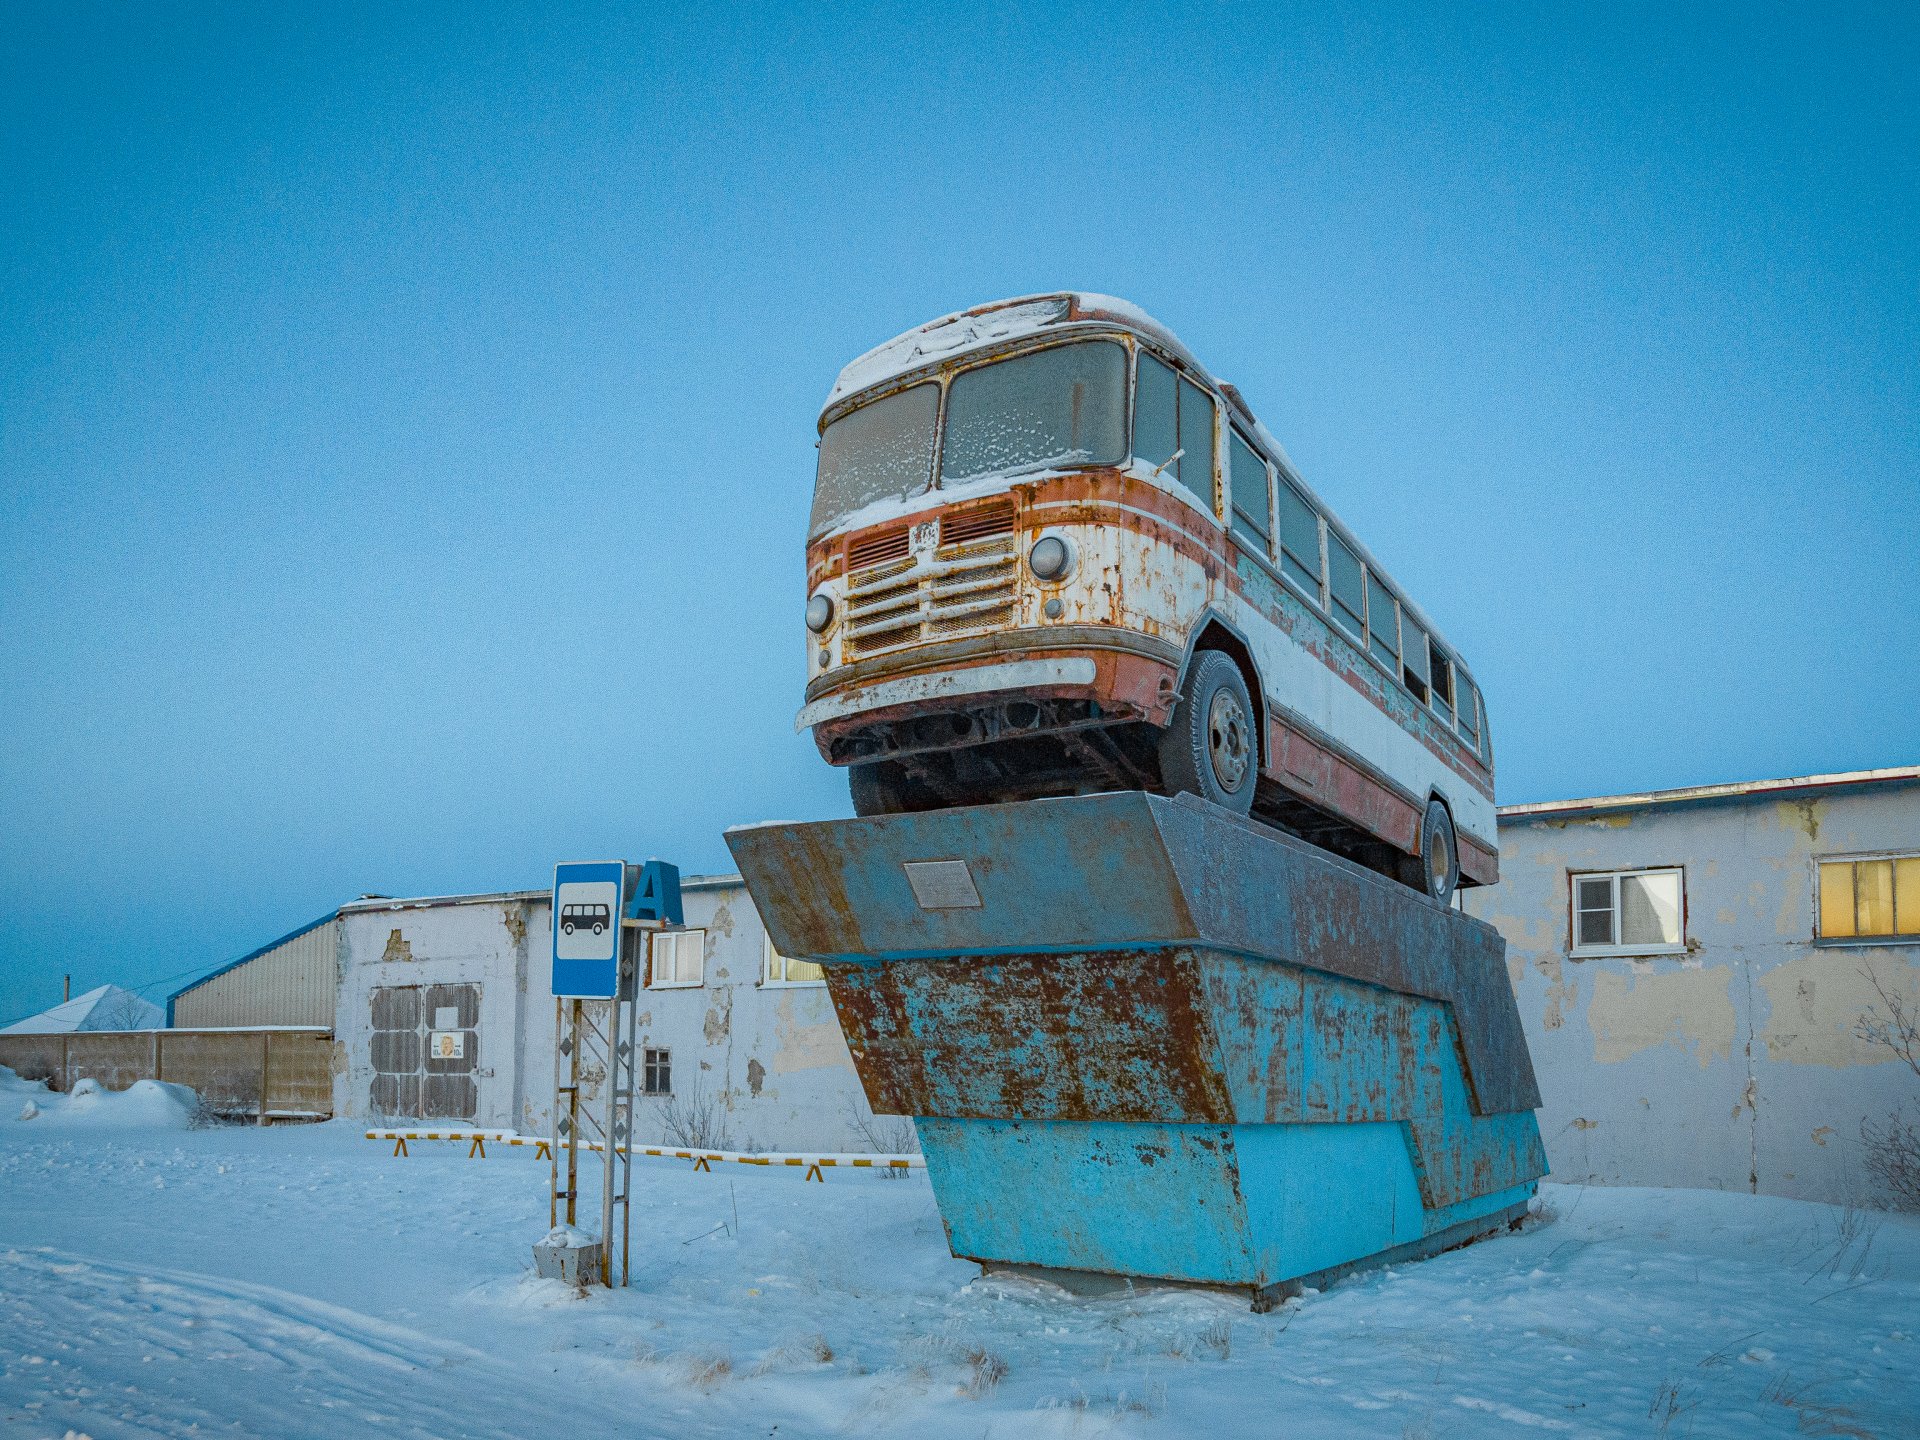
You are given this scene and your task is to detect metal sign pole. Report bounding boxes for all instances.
[564,999,583,1227]
[548,998,562,1230]
[599,996,617,1287]
[621,947,638,1286]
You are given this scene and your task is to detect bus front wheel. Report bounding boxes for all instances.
[848,761,941,818]
[1157,650,1256,817]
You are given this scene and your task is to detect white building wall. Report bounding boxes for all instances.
[1465,777,1920,1205]
[333,880,894,1154]
[334,893,534,1132]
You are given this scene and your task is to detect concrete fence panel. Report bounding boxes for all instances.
[0,1030,333,1120]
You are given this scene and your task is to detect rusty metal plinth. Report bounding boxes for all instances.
[726,791,1547,1297]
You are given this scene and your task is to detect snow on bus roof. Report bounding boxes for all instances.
[823,293,1206,415]
[820,292,1474,679]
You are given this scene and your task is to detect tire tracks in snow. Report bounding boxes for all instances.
[0,1246,641,1439]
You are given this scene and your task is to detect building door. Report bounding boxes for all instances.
[369,983,479,1121]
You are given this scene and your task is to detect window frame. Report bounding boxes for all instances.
[1814,852,1920,945]
[641,1046,672,1097]
[647,928,706,990]
[762,935,827,987]
[1568,867,1688,957]
[1227,424,1274,556]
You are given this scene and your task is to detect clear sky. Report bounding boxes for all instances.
[2,2,1915,1024]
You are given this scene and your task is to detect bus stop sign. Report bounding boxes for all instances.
[551,860,625,997]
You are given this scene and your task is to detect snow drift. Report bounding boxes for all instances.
[2,1064,201,1129]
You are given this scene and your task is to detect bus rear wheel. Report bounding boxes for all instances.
[1400,799,1459,906]
[1156,650,1256,816]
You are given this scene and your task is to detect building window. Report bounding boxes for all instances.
[764,936,825,987]
[649,929,705,988]
[1818,855,1920,942]
[1571,868,1685,955]
[642,1047,671,1097]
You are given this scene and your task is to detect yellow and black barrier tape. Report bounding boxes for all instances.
[364,1129,922,1178]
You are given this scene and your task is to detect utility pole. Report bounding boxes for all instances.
[63,975,70,1003]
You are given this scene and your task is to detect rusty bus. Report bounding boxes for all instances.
[798,293,1495,902]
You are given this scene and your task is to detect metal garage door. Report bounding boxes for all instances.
[369,983,479,1121]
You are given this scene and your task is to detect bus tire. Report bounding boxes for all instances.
[1403,799,1459,906]
[1157,650,1257,816]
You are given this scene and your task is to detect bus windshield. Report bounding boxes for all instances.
[811,382,939,537]
[940,340,1126,483]
[811,341,1128,536]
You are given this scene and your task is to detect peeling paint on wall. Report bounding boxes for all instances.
[1589,965,1737,1068]
[703,986,732,1046]
[1757,952,1920,1068]
[771,991,853,1074]
[381,930,412,964]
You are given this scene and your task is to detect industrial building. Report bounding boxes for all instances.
[167,912,339,1029]
[331,878,902,1152]
[131,763,1916,1203]
[1463,765,1919,1205]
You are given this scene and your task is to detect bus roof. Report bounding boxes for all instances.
[821,292,1477,685]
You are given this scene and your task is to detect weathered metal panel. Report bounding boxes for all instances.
[728,791,1546,1297]
[735,791,1538,1114]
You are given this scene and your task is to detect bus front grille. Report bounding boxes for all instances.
[845,533,1020,658]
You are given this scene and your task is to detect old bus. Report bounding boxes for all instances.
[798,294,1495,902]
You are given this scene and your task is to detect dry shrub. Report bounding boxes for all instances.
[1855,967,1920,1212]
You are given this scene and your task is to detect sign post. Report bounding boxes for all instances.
[543,859,681,1290]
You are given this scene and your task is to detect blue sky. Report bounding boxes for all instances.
[2,2,1915,1023]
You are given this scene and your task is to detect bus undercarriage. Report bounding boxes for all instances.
[833,696,1442,896]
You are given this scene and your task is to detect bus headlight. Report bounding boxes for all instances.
[1028,535,1072,582]
[805,593,835,633]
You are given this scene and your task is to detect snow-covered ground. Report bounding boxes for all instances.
[1,1094,1914,1438]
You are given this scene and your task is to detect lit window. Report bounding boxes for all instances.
[642,1047,671,1097]
[764,936,825,987]
[649,929,705,988]
[1571,869,1685,955]
[1818,856,1920,941]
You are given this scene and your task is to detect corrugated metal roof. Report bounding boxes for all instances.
[1498,765,1920,822]
[166,910,339,1026]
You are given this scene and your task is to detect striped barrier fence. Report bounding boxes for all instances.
[364,1129,923,1180]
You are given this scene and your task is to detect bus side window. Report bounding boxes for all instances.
[1457,678,1481,748]
[1177,376,1216,510]
[1430,645,1455,720]
[1229,429,1271,552]
[1277,481,1321,596]
[1366,571,1399,671]
[1133,351,1178,475]
[1327,534,1365,640]
[1402,620,1432,703]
